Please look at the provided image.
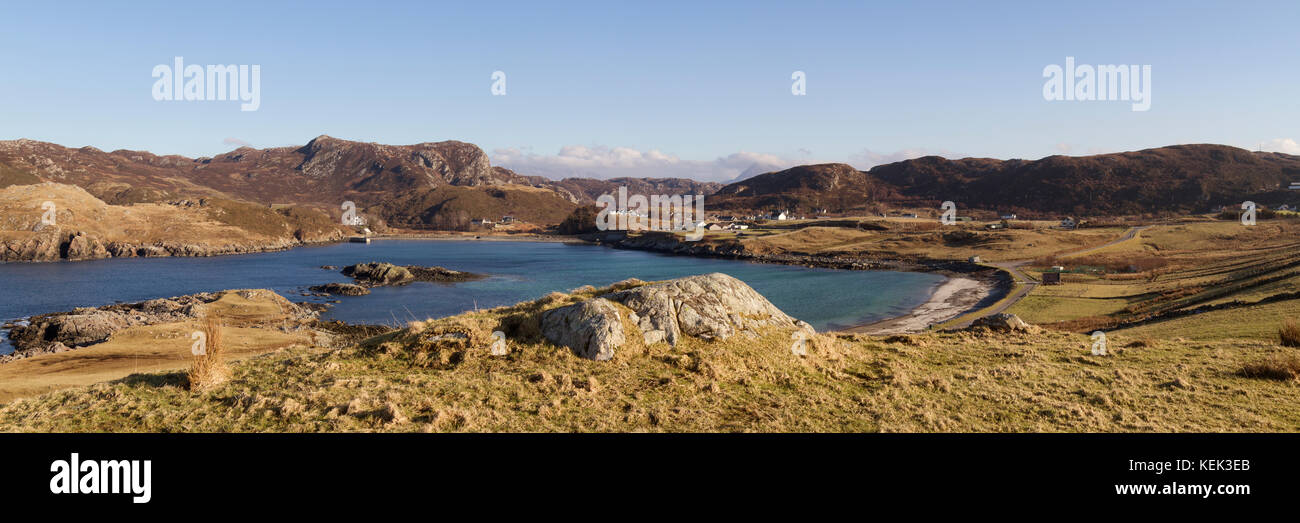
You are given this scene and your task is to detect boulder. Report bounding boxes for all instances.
[539,273,805,360]
[605,273,801,346]
[970,313,1034,332]
[540,298,625,361]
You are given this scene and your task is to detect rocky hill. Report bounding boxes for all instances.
[708,145,1300,216]
[0,137,720,229]
[0,183,351,262]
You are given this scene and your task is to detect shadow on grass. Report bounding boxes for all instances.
[113,371,188,388]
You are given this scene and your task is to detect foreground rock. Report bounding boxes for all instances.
[969,313,1035,332]
[4,289,319,361]
[540,273,810,360]
[342,262,484,287]
[308,282,371,296]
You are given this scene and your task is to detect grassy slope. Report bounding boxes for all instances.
[2,282,1298,433]
[0,183,350,246]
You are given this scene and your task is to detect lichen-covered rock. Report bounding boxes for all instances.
[605,273,800,346]
[540,298,625,361]
[539,273,804,361]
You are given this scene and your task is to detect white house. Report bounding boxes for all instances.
[1000,213,1018,220]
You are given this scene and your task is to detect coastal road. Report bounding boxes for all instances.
[951,226,1149,328]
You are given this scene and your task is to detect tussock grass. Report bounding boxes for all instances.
[187,316,229,391]
[1278,320,1300,347]
[1240,354,1300,381]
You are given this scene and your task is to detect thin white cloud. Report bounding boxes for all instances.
[847,147,961,170]
[1259,138,1300,154]
[491,145,798,183]
[492,144,965,182]
[223,137,253,148]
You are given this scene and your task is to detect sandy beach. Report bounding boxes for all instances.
[843,277,996,335]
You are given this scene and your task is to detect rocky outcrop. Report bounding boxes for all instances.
[0,234,62,262]
[63,231,109,260]
[342,262,483,287]
[0,233,341,263]
[5,290,317,360]
[540,273,809,360]
[308,282,371,296]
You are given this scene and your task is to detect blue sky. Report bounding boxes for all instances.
[1,0,1296,181]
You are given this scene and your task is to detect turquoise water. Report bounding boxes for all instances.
[0,240,945,353]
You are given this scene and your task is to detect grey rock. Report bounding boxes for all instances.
[540,298,625,361]
[970,313,1033,332]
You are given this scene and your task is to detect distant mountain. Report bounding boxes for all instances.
[0,136,718,228]
[708,145,1300,216]
[711,163,900,212]
[549,177,723,203]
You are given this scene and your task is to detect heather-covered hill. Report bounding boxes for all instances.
[708,145,1300,216]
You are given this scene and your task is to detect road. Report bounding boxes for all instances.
[951,226,1149,328]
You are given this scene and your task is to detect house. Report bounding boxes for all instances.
[772,211,789,220]
[1278,204,1296,212]
[500,215,515,224]
[968,256,982,263]
[707,223,724,231]
[471,218,494,226]
[1060,218,1077,229]
[1042,272,1062,285]
[1000,213,1017,220]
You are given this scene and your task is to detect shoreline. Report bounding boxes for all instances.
[839,276,998,335]
[1,230,1010,336]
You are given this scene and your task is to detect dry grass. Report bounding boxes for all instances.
[1278,320,1300,347]
[187,316,229,391]
[1239,354,1300,381]
[5,283,1300,432]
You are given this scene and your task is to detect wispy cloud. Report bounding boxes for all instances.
[1260,138,1300,154]
[493,144,967,182]
[846,147,961,170]
[490,145,797,183]
[223,137,253,148]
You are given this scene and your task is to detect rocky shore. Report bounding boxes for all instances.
[582,231,1014,333]
[0,230,346,263]
[1,289,321,362]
